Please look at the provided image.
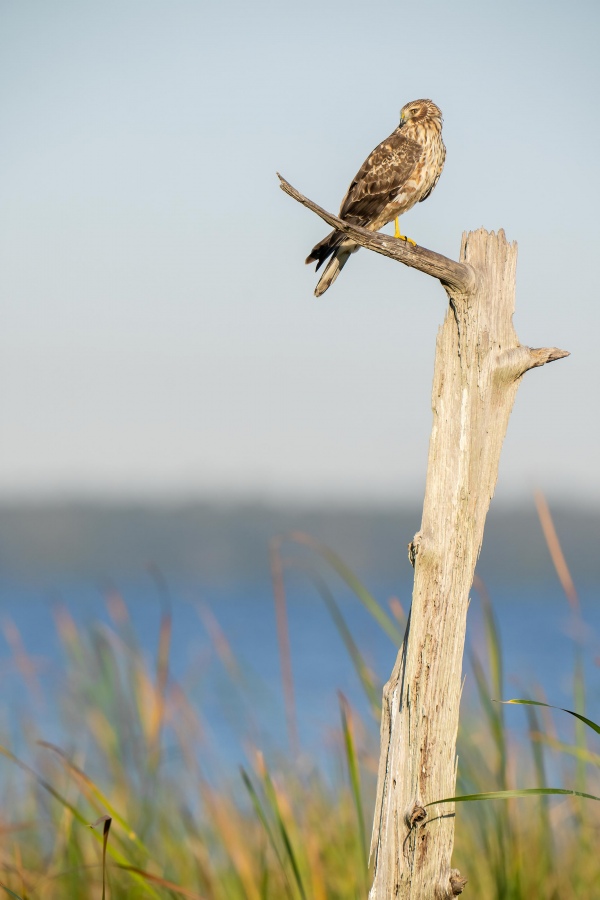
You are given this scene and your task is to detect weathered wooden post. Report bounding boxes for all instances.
[278,175,568,898]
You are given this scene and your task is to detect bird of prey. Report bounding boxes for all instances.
[306,99,446,297]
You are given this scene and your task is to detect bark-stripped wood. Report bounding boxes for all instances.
[279,176,569,898]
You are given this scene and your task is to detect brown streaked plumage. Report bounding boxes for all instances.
[306,99,446,297]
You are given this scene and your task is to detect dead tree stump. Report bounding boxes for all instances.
[278,175,569,898]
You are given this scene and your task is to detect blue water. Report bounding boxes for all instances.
[1,572,599,769]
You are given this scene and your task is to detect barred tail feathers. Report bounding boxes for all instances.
[314,247,354,297]
[306,232,359,297]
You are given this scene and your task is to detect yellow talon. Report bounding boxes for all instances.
[394,217,417,247]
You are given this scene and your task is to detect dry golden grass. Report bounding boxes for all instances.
[1,499,599,898]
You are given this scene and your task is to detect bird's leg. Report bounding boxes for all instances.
[394,217,417,247]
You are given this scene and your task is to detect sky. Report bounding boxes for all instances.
[1,0,599,505]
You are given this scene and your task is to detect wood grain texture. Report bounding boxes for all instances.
[367,229,568,899]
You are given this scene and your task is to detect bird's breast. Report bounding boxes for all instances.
[370,131,445,230]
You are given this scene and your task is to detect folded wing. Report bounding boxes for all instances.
[339,131,423,226]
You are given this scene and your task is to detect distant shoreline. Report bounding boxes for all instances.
[0,499,598,585]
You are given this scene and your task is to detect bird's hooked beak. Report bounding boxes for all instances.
[399,112,406,128]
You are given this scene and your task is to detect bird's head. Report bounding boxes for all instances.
[400,99,443,127]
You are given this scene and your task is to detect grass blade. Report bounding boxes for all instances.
[240,768,294,898]
[37,742,144,849]
[470,653,507,789]
[0,884,25,900]
[534,491,580,613]
[90,816,112,900]
[288,532,403,646]
[270,537,300,756]
[474,576,504,705]
[339,694,368,881]
[472,577,507,788]
[524,704,554,878]
[240,768,282,865]
[116,865,208,899]
[500,700,600,736]
[428,787,600,806]
[572,651,588,796]
[0,745,162,900]
[260,769,307,900]
[309,573,381,715]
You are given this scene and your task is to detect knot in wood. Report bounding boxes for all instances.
[405,805,427,829]
[449,869,468,895]
[408,531,422,568]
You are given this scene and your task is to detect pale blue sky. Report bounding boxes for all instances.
[1,0,599,502]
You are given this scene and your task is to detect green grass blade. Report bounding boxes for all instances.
[308,574,381,716]
[427,787,600,807]
[472,580,508,789]
[0,744,163,900]
[470,652,507,789]
[524,706,548,787]
[476,578,504,702]
[339,695,368,880]
[0,743,96,829]
[38,742,147,852]
[0,884,26,900]
[288,532,403,646]
[240,767,291,894]
[500,699,600,736]
[259,838,270,900]
[524,704,554,876]
[270,537,300,756]
[261,770,307,900]
[572,651,587,795]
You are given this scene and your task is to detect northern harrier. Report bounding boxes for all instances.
[306,99,446,297]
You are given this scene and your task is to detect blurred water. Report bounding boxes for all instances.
[1,573,599,769]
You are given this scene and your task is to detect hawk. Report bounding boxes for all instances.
[306,99,446,297]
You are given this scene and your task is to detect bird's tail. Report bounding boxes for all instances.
[305,229,346,270]
[306,230,357,297]
[314,247,354,297]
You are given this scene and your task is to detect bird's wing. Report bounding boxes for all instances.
[339,130,423,225]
